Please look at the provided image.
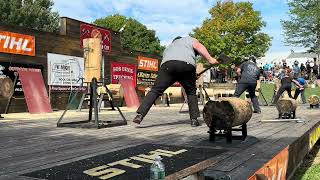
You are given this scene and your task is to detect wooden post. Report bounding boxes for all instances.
[83,38,102,82]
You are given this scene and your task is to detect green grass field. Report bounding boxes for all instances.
[259,83,320,104]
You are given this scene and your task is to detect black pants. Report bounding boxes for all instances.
[234,83,260,112]
[294,88,306,103]
[273,85,292,104]
[137,60,200,119]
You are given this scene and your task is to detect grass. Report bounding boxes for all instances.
[258,83,320,104]
[292,144,320,180]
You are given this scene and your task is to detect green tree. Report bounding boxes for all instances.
[94,14,164,55]
[281,0,320,54]
[0,0,59,32]
[192,1,271,64]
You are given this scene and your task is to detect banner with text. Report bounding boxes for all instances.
[0,62,43,96]
[137,56,159,71]
[47,53,85,91]
[137,70,158,87]
[0,31,35,56]
[80,23,112,53]
[111,62,136,87]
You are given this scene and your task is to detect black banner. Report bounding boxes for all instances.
[0,61,43,96]
[23,144,225,180]
[137,70,158,87]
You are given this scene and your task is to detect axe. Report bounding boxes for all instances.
[196,53,233,78]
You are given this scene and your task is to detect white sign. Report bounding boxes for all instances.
[48,53,84,86]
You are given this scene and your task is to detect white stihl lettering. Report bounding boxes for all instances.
[22,39,32,51]
[4,36,10,48]
[9,37,23,50]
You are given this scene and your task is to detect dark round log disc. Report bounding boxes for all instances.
[276,98,297,114]
[203,97,253,129]
[0,77,14,98]
[308,95,320,105]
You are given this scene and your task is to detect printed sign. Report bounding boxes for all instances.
[111,62,136,86]
[80,23,112,53]
[47,53,84,88]
[0,62,43,96]
[137,56,159,71]
[309,125,320,149]
[0,31,35,56]
[248,147,289,180]
[137,70,158,87]
[23,144,225,180]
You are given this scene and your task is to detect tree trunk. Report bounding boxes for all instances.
[276,98,297,114]
[203,97,253,129]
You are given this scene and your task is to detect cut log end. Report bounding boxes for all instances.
[203,97,253,129]
[308,95,320,105]
[276,98,297,114]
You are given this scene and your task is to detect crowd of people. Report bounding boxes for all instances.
[260,58,319,82]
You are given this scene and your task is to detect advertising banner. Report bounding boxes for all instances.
[0,31,35,56]
[137,70,158,87]
[111,62,136,87]
[80,23,112,53]
[137,56,159,71]
[0,62,43,96]
[248,147,289,180]
[47,53,84,88]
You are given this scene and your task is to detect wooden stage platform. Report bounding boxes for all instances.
[0,104,319,180]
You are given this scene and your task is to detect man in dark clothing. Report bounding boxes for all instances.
[234,56,261,113]
[300,63,306,73]
[272,71,304,104]
[133,36,219,127]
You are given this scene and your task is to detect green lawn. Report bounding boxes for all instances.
[259,83,320,104]
[293,164,320,180]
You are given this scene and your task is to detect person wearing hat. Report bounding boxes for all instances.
[133,36,220,127]
[234,56,261,113]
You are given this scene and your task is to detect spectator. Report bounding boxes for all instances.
[306,61,312,79]
[312,58,319,78]
[300,63,306,73]
[292,60,301,78]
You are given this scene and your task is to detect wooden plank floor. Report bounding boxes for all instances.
[0,104,319,180]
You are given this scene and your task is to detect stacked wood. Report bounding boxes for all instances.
[0,77,14,98]
[203,97,253,129]
[276,98,297,114]
[308,95,320,106]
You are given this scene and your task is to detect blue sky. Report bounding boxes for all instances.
[52,0,306,62]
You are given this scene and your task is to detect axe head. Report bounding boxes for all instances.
[218,53,233,65]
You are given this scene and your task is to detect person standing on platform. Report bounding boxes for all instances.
[234,56,261,113]
[293,76,307,104]
[272,71,304,104]
[133,36,219,127]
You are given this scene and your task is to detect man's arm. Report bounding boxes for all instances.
[192,38,219,65]
[292,79,304,89]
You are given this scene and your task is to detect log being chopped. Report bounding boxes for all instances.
[276,98,297,119]
[203,97,253,143]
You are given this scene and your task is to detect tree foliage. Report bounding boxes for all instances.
[0,0,59,32]
[94,14,164,55]
[281,0,320,53]
[192,1,271,64]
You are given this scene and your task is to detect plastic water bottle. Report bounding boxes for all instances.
[150,156,165,180]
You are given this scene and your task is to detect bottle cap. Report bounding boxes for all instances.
[155,155,162,161]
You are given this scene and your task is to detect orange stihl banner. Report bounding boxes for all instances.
[137,56,159,71]
[0,31,35,56]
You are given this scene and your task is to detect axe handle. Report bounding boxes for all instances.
[197,66,214,77]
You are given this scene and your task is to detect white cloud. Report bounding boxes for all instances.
[52,0,301,59]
